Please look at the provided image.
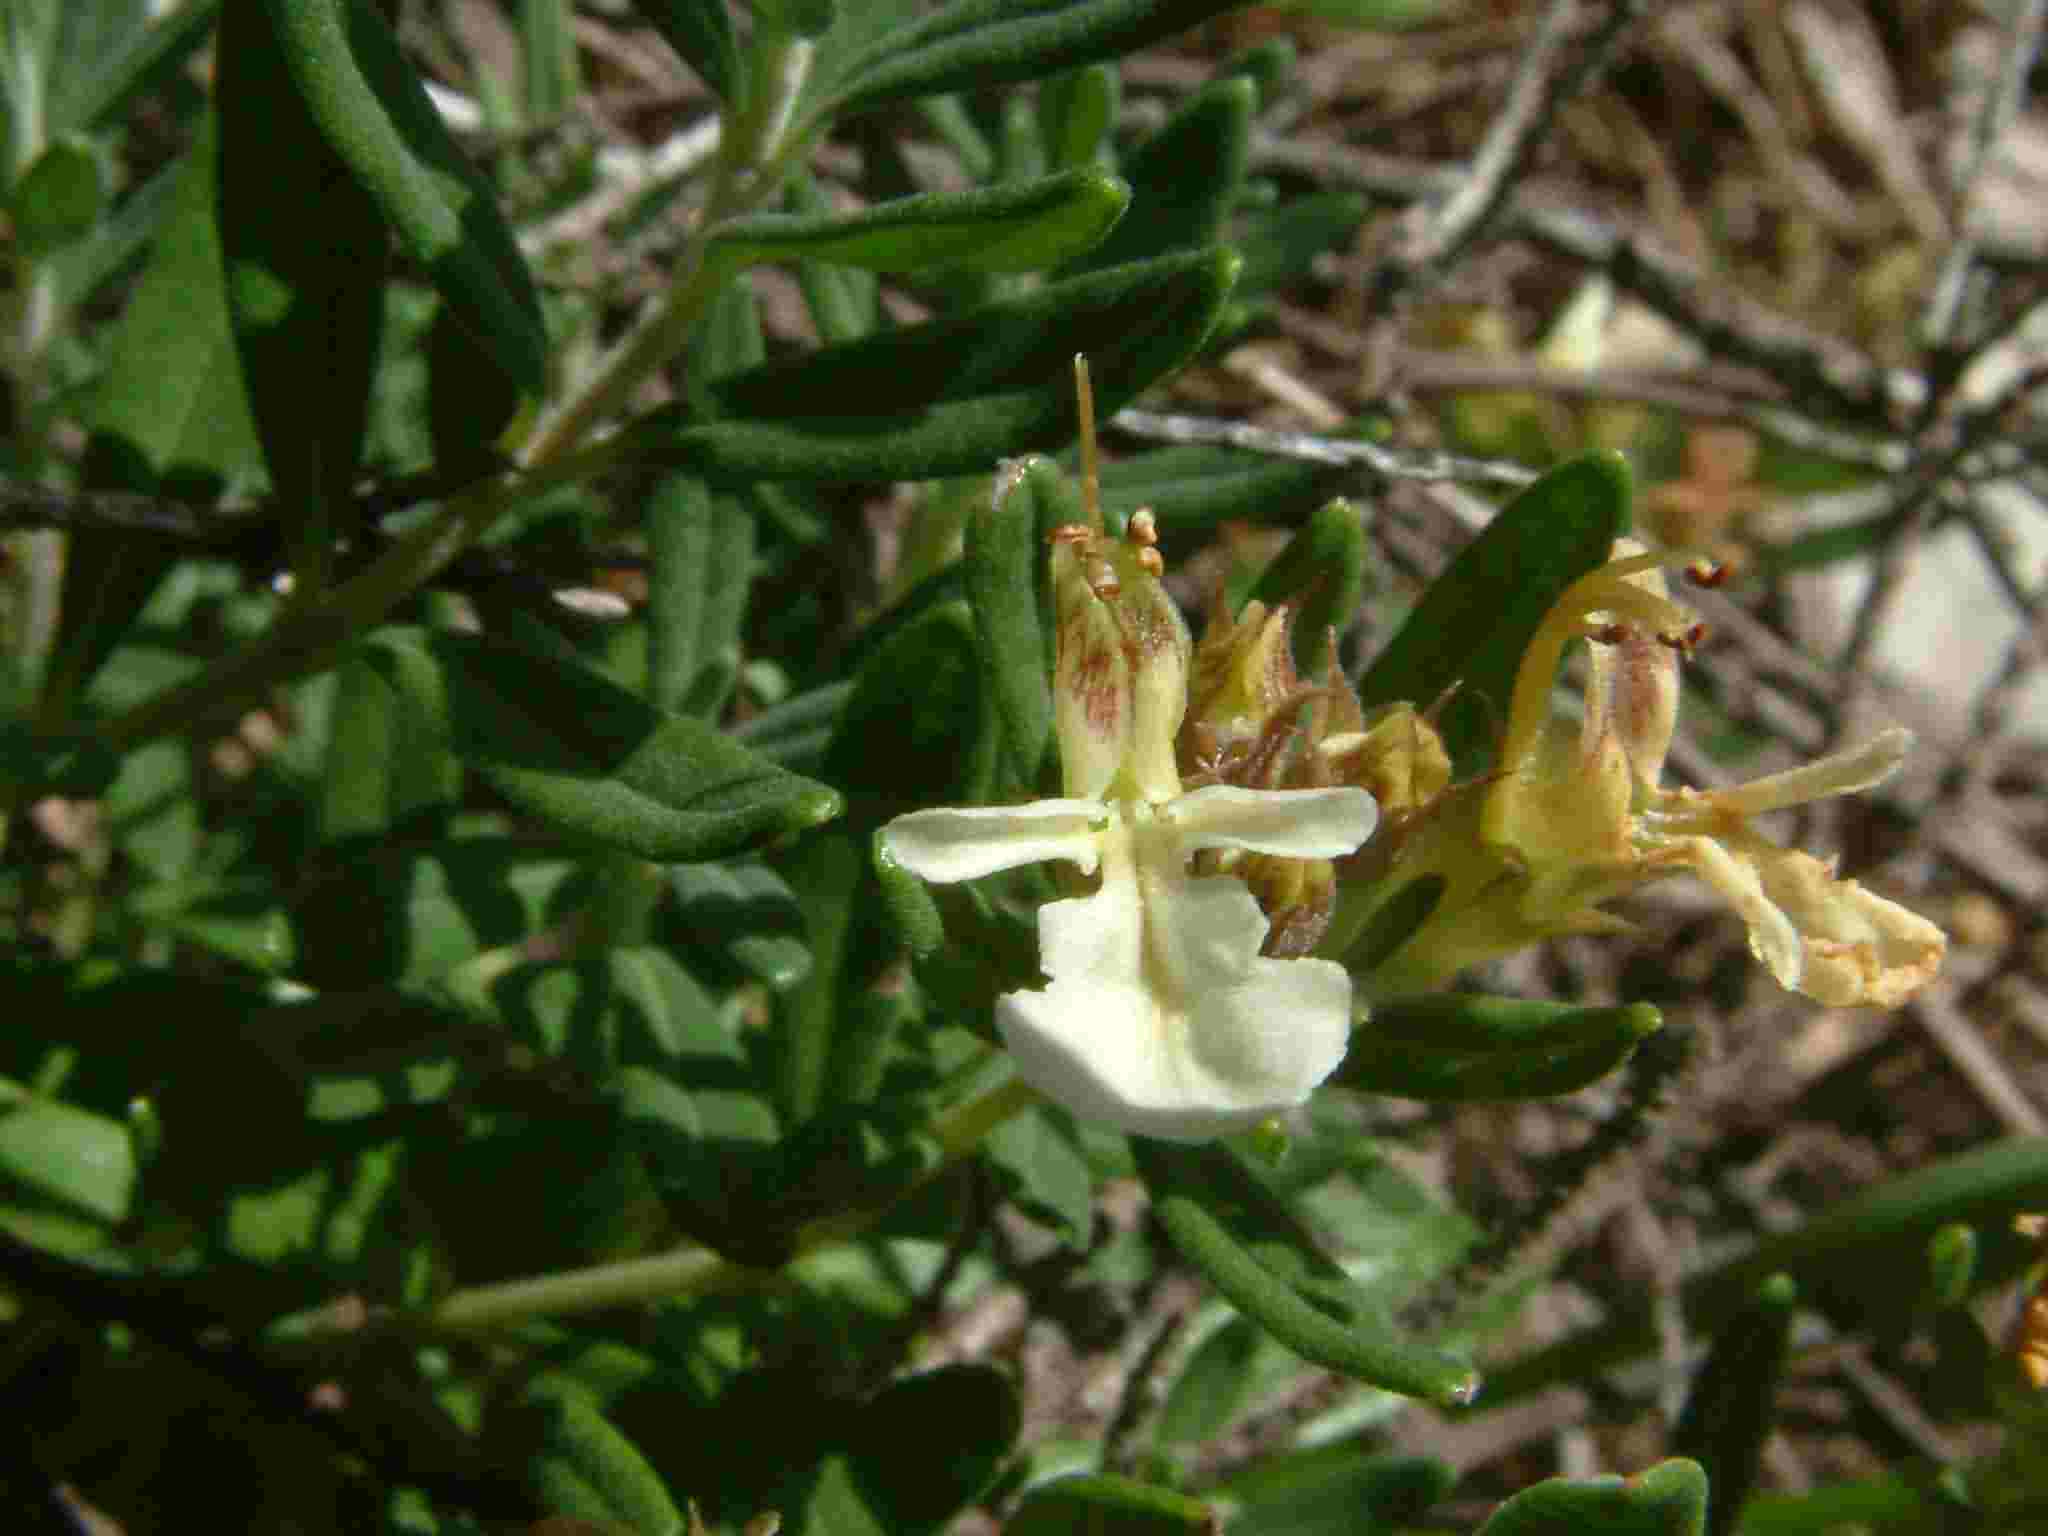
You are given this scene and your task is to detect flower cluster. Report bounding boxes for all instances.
[884,499,1378,1141]
[881,365,1944,1143]
[1337,541,1946,1007]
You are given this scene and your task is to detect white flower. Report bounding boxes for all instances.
[884,781,1376,1141]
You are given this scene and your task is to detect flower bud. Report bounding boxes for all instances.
[1049,512,1191,803]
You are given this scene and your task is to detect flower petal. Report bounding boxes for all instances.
[1164,784,1377,859]
[881,800,1106,883]
[1751,841,1947,1007]
[1000,844,1351,1142]
[1702,728,1912,820]
[1654,832,1805,992]
[996,954,1349,1142]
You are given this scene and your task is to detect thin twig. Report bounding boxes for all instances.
[1106,408,1537,488]
[1919,0,2048,374]
[1249,129,1921,426]
[1829,362,2048,721]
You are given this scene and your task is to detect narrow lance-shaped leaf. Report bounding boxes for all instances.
[1134,1138,1479,1405]
[646,474,754,718]
[362,627,841,862]
[710,168,1129,275]
[1038,63,1120,172]
[49,0,221,137]
[49,115,264,714]
[1067,75,1250,274]
[966,456,1077,792]
[637,246,1239,484]
[1356,452,1631,776]
[1670,1273,1796,1536]
[1007,1475,1216,1536]
[1249,497,1367,678]
[258,0,547,396]
[218,0,390,541]
[1338,997,1661,1103]
[825,0,1251,119]
[1483,1136,2048,1408]
[9,137,104,257]
[1475,1459,1708,1536]
[521,0,580,121]
[629,0,742,104]
[524,1386,688,1535]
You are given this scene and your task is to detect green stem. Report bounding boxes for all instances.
[516,32,815,471]
[413,1069,1041,1335]
[91,33,818,757]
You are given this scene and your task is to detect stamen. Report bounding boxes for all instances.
[1685,559,1729,589]
[1128,508,1159,547]
[1075,354,1104,534]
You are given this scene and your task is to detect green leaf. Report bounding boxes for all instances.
[1038,64,1120,172]
[0,1081,136,1225]
[1008,1474,1216,1535]
[218,0,390,540]
[1356,452,1631,775]
[1155,1314,1262,1447]
[729,678,852,771]
[1484,1136,2048,1408]
[362,626,842,861]
[1223,1447,1456,1536]
[631,0,742,103]
[1475,1459,1708,1536]
[52,117,262,711]
[521,0,580,120]
[127,874,297,974]
[1234,190,1369,299]
[1097,443,1346,533]
[667,858,811,991]
[1924,1222,1978,1310]
[1217,35,1295,112]
[49,0,220,136]
[776,831,865,1127]
[783,167,880,343]
[872,826,946,959]
[966,455,1074,791]
[9,136,104,256]
[317,652,462,844]
[985,1106,1094,1247]
[712,169,1129,275]
[82,116,260,485]
[1248,498,1366,677]
[54,153,177,311]
[1670,1274,1796,1536]
[826,601,994,817]
[639,246,1240,483]
[647,474,754,718]
[1068,76,1250,274]
[259,0,547,396]
[826,0,1251,119]
[1134,1139,1478,1404]
[1338,997,1661,1102]
[525,1386,687,1536]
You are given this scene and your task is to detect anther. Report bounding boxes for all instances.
[1128,508,1159,547]
[1685,559,1730,589]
